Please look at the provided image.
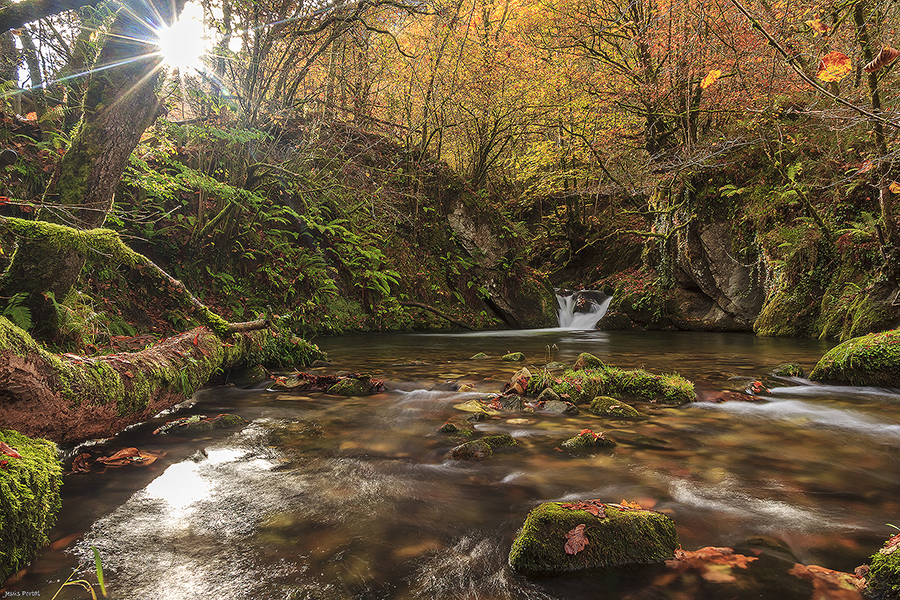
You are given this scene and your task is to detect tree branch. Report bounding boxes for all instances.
[0,0,103,33]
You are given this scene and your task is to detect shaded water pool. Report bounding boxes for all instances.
[7,330,900,599]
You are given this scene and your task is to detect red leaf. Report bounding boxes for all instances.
[561,500,607,518]
[124,370,134,378]
[565,524,589,555]
[0,441,21,459]
[96,447,164,467]
[0,196,8,205]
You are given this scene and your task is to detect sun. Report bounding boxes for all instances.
[156,3,208,72]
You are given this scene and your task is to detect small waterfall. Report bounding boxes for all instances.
[556,290,612,330]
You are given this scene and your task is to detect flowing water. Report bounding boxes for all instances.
[7,329,900,599]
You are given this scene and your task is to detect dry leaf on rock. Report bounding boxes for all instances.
[564,524,589,555]
[96,447,164,468]
[561,500,607,518]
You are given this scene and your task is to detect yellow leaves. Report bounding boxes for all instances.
[816,51,851,82]
[700,70,722,89]
[889,182,900,194]
[864,46,900,73]
[806,18,828,35]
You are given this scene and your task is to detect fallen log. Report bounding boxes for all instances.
[399,301,474,330]
[0,318,323,443]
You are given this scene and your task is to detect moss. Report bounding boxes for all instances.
[326,376,379,396]
[470,352,489,360]
[502,352,525,362]
[450,439,493,460]
[0,429,63,582]
[528,367,694,406]
[508,501,678,575]
[482,433,517,448]
[810,328,900,386]
[589,396,643,418]
[865,533,900,600]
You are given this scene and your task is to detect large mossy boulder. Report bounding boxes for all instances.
[508,501,678,575]
[0,429,63,582]
[866,532,900,600]
[528,367,694,406]
[810,329,900,387]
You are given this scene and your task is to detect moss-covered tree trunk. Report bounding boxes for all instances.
[0,316,322,443]
[0,0,185,332]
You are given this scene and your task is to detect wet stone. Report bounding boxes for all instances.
[502,352,525,362]
[589,396,642,419]
[540,399,579,415]
[536,388,561,403]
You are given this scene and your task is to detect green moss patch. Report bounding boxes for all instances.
[508,501,678,575]
[529,367,694,406]
[589,396,643,418]
[865,532,900,600]
[0,429,63,582]
[810,328,900,387]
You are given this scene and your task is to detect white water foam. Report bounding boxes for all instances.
[556,294,612,330]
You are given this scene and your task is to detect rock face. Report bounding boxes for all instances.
[446,196,556,328]
[810,328,900,386]
[508,501,678,575]
[673,219,766,330]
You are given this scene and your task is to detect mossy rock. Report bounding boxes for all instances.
[0,430,63,582]
[438,422,459,433]
[536,388,560,403]
[502,352,525,362]
[181,413,248,432]
[772,363,805,378]
[449,434,517,460]
[810,329,900,386]
[589,396,642,418]
[326,376,379,396]
[528,368,694,406]
[574,352,605,370]
[470,352,489,360]
[560,430,616,454]
[865,533,900,600]
[508,501,678,575]
[452,399,500,415]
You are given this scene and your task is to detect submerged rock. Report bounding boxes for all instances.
[502,352,525,362]
[470,352,489,360]
[450,434,518,460]
[508,501,678,575]
[589,396,642,418]
[772,363,805,378]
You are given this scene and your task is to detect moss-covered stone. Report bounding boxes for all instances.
[528,367,694,406]
[482,433,517,448]
[560,429,616,454]
[326,375,380,396]
[810,328,900,386]
[589,396,642,418]
[470,352,489,360]
[508,501,678,575]
[574,352,605,370]
[502,352,525,362]
[0,429,63,582]
[772,363,805,378]
[449,434,517,460]
[865,532,900,600]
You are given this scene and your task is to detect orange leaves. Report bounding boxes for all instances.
[817,51,852,82]
[890,182,900,194]
[700,70,722,89]
[806,18,828,35]
[666,547,758,583]
[561,499,607,518]
[96,447,164,468]
[564,524,589,555]
[864,46,900,73]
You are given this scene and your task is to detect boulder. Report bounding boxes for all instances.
[810,329,900,386]
[589,396,642,418]
[540,399,579,414]
[508,501,678,575]
[450,434,517,460]
[470,352,489,360]
[502,352,525,362]
[504,367,531,394]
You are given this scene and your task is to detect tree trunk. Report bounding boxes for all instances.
[0,0,185,333]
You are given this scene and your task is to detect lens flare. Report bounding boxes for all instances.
[156,3,207,72]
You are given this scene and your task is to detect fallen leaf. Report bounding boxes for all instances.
[789,563,867,597]
[96,447,164,467]
[565,524,589,555]
[890,182,900,195]
[0,441,21,459]
[666,546,758,583]
[817,51,852,82]
[561,500,607,518]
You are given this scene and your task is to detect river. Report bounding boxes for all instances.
[6,329,900,599]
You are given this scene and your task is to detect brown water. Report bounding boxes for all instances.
[8,329,900,599]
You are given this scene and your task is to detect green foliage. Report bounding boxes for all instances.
[2,292,32,331]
